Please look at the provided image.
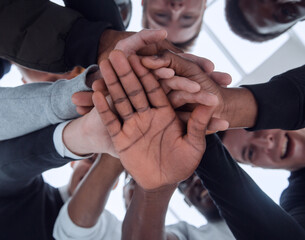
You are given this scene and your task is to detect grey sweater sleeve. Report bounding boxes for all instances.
[0,65,98,140]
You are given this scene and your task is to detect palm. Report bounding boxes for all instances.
[114,107,205,189]
[94,50,215,190]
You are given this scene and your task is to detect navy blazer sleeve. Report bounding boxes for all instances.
[196,134,305,240]
[0,125,71,196]
[243,65,305,131]
[280,168,305,231]
[0,59,11,79]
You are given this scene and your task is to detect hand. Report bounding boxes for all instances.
[93,50,216,190]
[98,29,182,63]
[73,29,182,115]
[71,65,177,115]
[62,106,117,157]
[142,51,231,132]
[72,78,107,115]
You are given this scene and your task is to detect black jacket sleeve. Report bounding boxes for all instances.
[0,125,71,196]
[63,0,124,30]
[280,168,305,232]
[0,0,123,73]
[243,65,305,131]
[196,134,305,240]
[0,59,11,79]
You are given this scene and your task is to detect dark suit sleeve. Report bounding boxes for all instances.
[280,169,305,232]
[63,0,124,30]
[243,65,305,131]
[196,134,305,240]
[0,0,121,73]
[0,59,11,79]
[0,125,71,196]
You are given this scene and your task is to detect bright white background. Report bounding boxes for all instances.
[1,0,305,227]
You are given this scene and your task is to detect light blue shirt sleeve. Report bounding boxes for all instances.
[0,65,98,140]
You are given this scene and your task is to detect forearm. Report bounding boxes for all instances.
[243,65,305,130]
[68,154,123,227]
[122,183,177,240]
[220,87,258,128]
[0,65,98,141]
[196,134,305,240]
[220,65,305,131]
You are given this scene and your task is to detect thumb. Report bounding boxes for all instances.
[185,105,216,152]
[115,29,167,56]
[142,50,201,77]
[178,53,215,74]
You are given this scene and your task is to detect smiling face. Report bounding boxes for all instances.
[142,0,206,44]
[239,0,305,35]
[222,128,305,171]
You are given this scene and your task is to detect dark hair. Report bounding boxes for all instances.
[142,0,202,51]
[225,0,285,42]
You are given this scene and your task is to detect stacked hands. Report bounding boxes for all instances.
[69,29,233,191]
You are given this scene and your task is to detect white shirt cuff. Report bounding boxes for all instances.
[58,184,70,203]
[53,121,93,160]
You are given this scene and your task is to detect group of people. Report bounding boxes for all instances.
[0,0,305,240]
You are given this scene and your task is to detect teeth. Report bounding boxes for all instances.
[281,135,288,158]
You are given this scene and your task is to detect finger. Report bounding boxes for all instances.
[142,51,207,83]
[141,55,170,70]
[92,91,121,138]
[177,112,228,135]
[92,79,108,95]
[115,29,168,56]
[99,59,134,120]
[153,67,175,79]
[142,51,194,73]
[160,81,172,95]
[209,72,232,87]
[178,53,215,73]
[168,90,218,109]
[207,118,229,132]
[184,105,216,152]
[108,50,150,113]
[72,92,93,107]
[76,106,93,115]
[160,76,201,94]
[128,54,172,109]
[176,111,191,123]
[137,40,183,56]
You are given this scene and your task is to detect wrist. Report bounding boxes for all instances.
[137,183,177,200]
[219,87,258,128]
[62,116,94,156]
[97,154,124,175]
